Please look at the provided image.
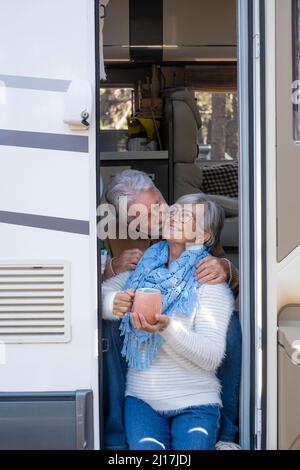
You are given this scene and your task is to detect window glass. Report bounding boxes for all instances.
[194,91,238,161]
[100,88,134,130]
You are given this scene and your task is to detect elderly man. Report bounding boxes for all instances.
[101,169,241,451]
[103,173,238,290]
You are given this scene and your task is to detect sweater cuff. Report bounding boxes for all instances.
[102,291,119,321]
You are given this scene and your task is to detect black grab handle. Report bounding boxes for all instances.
[100,3,107,19]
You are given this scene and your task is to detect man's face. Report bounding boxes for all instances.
[129,188,168,237]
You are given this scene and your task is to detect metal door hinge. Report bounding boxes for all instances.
[100,3,107,19]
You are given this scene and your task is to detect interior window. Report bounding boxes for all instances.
[194,91,238,161]
[100,87,134,130]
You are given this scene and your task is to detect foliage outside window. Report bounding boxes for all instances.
[100,88,134,130]
[194,92,238,161]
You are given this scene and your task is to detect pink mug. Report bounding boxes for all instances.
[133,288,162,325]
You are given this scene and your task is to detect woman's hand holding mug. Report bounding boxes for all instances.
[131,312,169,333]
[130,288,169,333]
[113,287,169,333]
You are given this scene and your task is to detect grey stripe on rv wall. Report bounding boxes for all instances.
[0,129,89,153]
[0,211,90,235]
[0,75,71,92]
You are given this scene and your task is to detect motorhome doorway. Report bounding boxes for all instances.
[96,0,258,451]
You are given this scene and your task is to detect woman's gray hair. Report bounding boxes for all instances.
[105,169,158,210]
[176,193,225,249]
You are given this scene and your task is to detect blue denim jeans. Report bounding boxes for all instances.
[102,312,242,450]
[125,396,221,450]
[217,312,242,442]
[102,320,128,450]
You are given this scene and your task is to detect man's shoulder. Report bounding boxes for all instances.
[102,271,130,290]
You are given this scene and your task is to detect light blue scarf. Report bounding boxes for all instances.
[119,240,209,369]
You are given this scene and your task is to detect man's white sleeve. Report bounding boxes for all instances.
[101,271,130,320]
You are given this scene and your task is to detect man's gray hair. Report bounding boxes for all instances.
[176,193,225,249]
[105,169,158,209]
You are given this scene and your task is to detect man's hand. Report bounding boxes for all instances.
[130,312,170,333]
[113,289,135,318]
[112,249,144,274]
[195,256,230,285]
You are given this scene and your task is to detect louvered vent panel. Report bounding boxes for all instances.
[0,264,70,343]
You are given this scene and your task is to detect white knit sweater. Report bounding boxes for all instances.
[102,271,234,412]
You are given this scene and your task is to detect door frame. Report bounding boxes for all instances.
[95,0,105,450]
[238,0,268,450]
[95,0,269,450]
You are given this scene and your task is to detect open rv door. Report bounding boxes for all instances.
[240,0,300,450]
[0,0,100,449]
[266,0,300,451]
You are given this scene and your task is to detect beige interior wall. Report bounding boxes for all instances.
[163,0,237,46]
[163,0,237,61]
[103,0,237,61]
[103,0,129,60]
[276,0,300,262]
[278,305,300,450]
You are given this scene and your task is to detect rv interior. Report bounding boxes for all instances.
[99,0,241,446]
[100,0,239,270]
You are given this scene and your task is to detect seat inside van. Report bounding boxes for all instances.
[167,88,239,269]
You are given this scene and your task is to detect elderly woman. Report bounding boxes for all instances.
[102,194,234,450]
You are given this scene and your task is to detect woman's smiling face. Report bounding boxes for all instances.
[164,203,211,245]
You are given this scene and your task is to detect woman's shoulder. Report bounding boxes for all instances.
[197,282,234,304]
